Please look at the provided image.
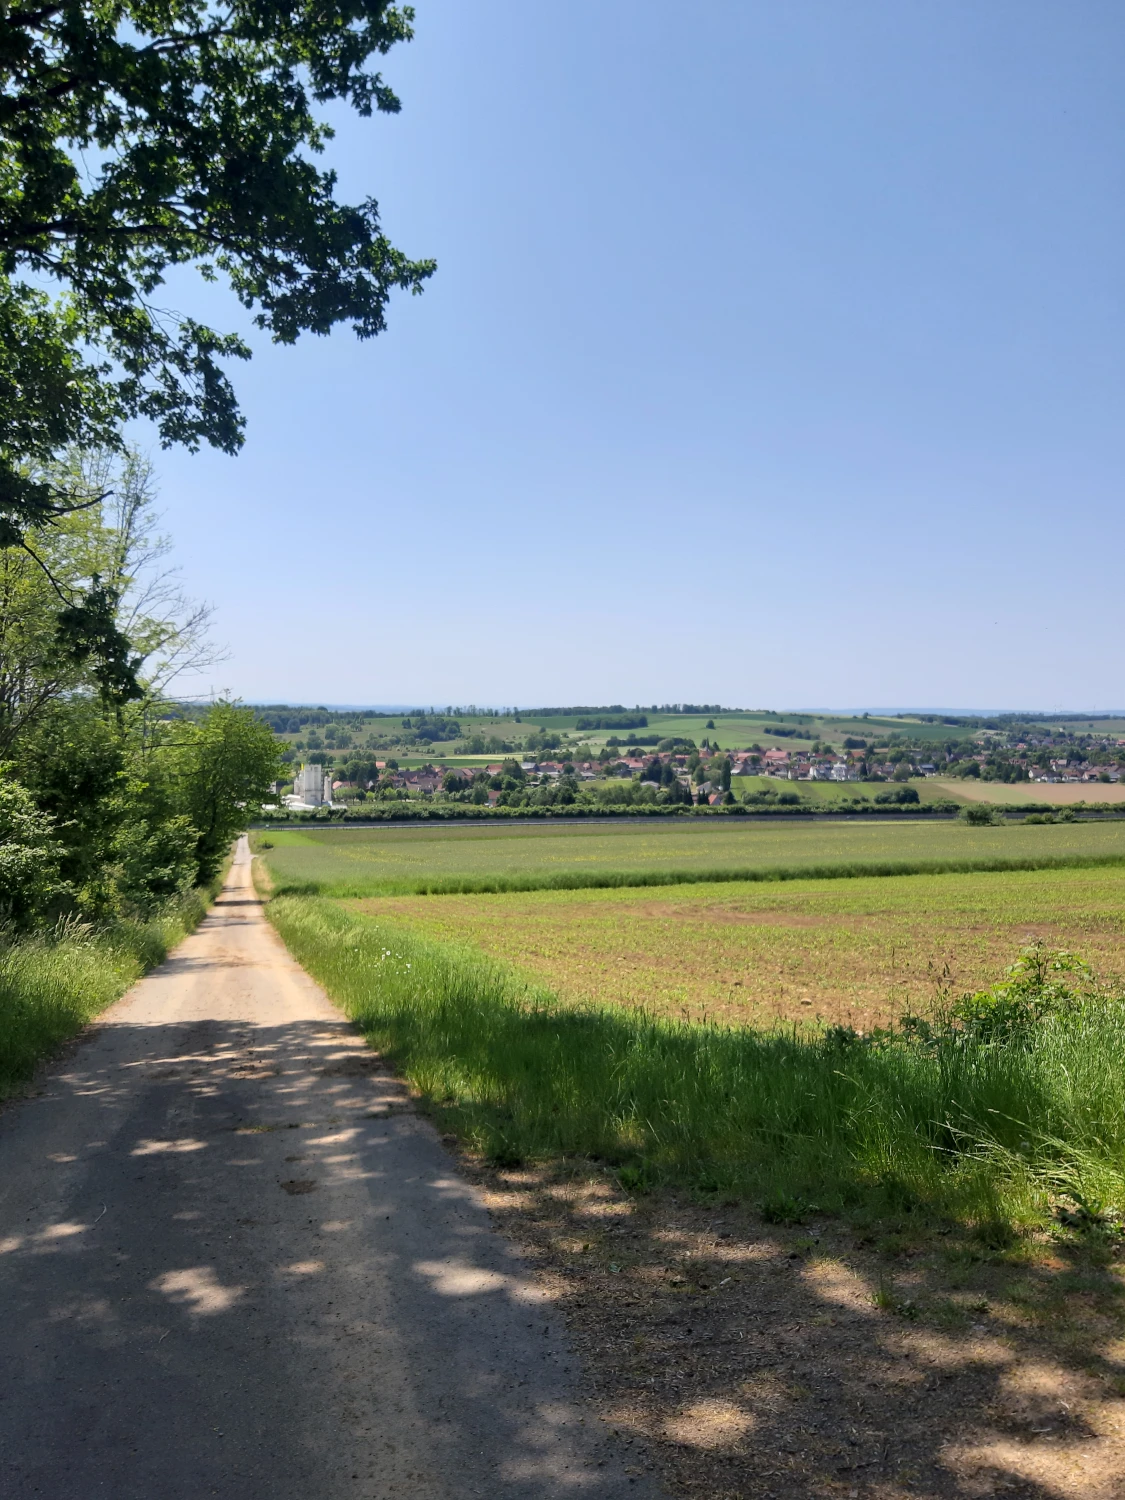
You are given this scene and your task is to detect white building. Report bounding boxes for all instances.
[284,763,334,810]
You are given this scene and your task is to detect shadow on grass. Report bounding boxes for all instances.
[266,896,1125,1232]
[259,889,1125,1496]
[467,1156,1125,1499]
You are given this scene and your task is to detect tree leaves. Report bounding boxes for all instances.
[55,578,143,706]
[0,1,434,535]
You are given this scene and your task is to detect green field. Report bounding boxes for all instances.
[266,887,1125,1227]
[351,864,1125,1031]
[735,773,966,804]
[259,806,1125,1237]
[935,776,1125,806]
[252,817,1125,897]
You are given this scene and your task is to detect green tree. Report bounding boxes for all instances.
[0,767,64,925]
[0,447,221,745]
[182,703,281,880]
[0,1,434,541]
[16,697,128,909]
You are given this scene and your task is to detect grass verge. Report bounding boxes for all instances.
[269,849,1125,899]
[0,880,218,1102]
[266,893,1125,1230]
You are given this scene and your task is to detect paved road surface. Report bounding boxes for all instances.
[0,838,654,1498]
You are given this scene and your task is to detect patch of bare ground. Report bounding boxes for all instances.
[450,1149,1125,1499]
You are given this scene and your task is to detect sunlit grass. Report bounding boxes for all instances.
[0,888,213,1099]
[267,893,1125,1229]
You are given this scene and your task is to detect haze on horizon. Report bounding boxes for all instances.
[151,1,1123,712]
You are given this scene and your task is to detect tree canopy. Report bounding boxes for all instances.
[0,0,434,541]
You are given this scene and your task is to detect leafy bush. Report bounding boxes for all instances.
[114,813,198,908]
[935,945,1099,1047]
[961,805,999,826]
[0,771,64,925]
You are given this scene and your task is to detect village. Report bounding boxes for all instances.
[280,735,1125,811]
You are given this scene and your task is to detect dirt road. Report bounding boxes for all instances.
[0,839,653,1498]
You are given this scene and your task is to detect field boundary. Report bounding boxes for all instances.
[251,807,1125,832]
[268,849,1125,899]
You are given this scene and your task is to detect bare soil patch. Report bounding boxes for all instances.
[454,1150,1125,1499]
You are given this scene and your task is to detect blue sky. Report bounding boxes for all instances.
[153,1,1124,711]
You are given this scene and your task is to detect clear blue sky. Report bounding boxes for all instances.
[153,0,1124,711]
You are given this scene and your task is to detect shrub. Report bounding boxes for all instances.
[950,944,1099,1045]
[0,770,65,926]
[961,805,998,826]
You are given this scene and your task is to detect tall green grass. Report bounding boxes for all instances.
[268,894,1125,1227]
[0,886,214,1100]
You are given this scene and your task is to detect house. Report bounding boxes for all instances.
[829,762,858,782]
[403,770,441,794]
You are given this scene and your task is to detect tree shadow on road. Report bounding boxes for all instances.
[0,1014,656,1498]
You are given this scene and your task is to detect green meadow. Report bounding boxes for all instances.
[266,890,1125,1228]
[344,863,1125,1031]
[258,815,1125,1231]
[251,816,1125,897]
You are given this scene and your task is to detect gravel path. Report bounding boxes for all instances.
[0,838,654,1498]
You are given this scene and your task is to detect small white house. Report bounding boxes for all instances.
[829,762,858,782]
